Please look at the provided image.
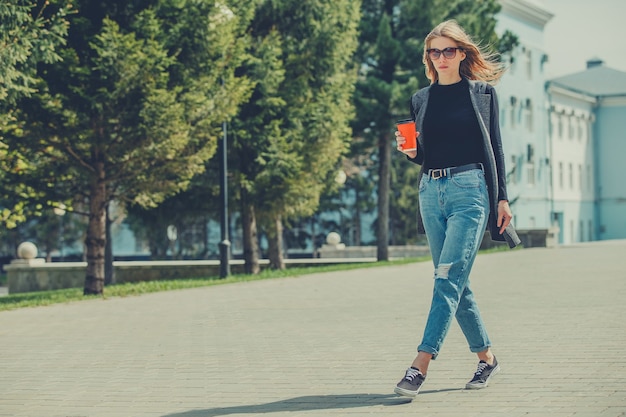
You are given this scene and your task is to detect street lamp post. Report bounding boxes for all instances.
[53,204,66,261]
[215,7,235,278]
[218,118,231,278]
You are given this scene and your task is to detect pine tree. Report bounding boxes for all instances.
[231,0,361,269]
[4,0,254,294]
[0,0,72,228]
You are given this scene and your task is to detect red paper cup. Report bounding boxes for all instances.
[396,118,417,151]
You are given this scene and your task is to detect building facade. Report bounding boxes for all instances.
[495,0,554,231]
[548,61,626,242]
[497,0,626,244]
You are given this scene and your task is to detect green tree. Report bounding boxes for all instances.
[231,0,361,270]
[230,26,285,273]
[125,181,219,260]
[0,0,71,107]
[4,0,254,294]
[352,0,517,257]
[0,0,72,228]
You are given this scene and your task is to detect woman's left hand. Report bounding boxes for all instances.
[497,200,513,234]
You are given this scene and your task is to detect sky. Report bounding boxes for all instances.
[534,0,626,78]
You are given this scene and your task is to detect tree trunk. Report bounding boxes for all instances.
[104,203,114,286]
[310,216,318,257]
[241,188,260,274]
[267,215,285,270]
[377,133,390,261]
[354,201,362,246]
[202,215,209,259]
[84,163,107,295]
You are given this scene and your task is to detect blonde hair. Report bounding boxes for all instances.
[423,20,504,85]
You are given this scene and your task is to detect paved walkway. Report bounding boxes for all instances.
[1,240,625,417]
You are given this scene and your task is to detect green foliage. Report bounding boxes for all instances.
[122,0,261,259]
[0,0,258,292]
[0,0,73,227]
[497,30,519,56]
[126,0,363,258]
[233,0,361,228]
[3,0,255,217]
[232,26,288,207]
[125,185,217,259]
[389,153,421,244]
[0,0,72,107]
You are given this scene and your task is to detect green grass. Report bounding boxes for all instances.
[0,255,431,312]
[0,246,513,312]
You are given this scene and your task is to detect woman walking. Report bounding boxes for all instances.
[393,20,520,398]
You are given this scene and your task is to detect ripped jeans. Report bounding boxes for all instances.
[417,168,491,359]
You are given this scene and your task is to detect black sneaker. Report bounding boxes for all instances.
[465,357,500,389]
[394,367,426,398]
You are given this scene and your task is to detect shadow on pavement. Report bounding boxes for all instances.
[161,393,422,416]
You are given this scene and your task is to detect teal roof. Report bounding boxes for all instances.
[550,64,626,97]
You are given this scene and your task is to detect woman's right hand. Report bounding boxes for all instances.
[394,130,418,159]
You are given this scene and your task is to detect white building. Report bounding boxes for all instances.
[547,60,626,242]
[497,0,626,244]
[495,0,555,234]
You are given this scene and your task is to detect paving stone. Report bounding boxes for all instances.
[1,240,625,416]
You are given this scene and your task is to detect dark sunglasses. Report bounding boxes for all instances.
[427,47,463,60]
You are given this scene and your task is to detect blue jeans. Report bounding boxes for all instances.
[417,168,491,359]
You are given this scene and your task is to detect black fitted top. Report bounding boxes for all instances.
[422,78,485,170]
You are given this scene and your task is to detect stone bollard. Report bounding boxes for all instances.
[4,242,45,293]
[14,242,45,266]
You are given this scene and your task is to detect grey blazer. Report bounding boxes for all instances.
[408,79,521,248]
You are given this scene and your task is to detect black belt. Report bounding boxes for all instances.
[426,163,483,180]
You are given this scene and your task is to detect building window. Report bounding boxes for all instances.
[525,99,533,132]
[509,155,517,185]
[510,96,517,128]
[558,162,564,189]
[580,220,584,242]
[568,117,575,140]
[526,49,532,80]
[577,119,583,141]
[557,115,563,139]
[578,164,583,191]
[527,163,535,186]
[548,114,553,137]
[540,53,548,72]
[525,144,535,186]
[568,163,573,189]
[587,164,592,191]
[588,220,593,241]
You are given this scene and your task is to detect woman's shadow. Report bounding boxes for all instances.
[161,389,461,417]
